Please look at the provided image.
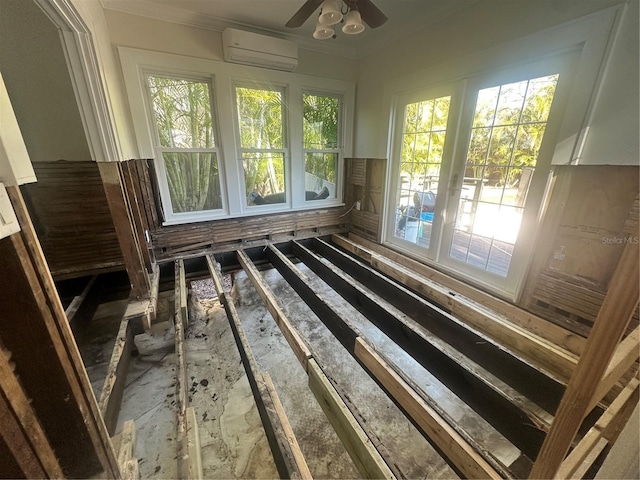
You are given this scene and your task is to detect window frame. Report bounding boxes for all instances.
[119,47,355,225]
[302,90,344,204]
[144,72,227,221]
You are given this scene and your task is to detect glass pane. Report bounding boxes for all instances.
[305,152,337,200]
[244,152,286,205]
[162,152,221,213]
[236,87,284,149]
[495,80,527,125]
[429,132,446,164]
[467,127,491,165]
[432,96,451,130]
[487,126,517,165]
[494,205,523,243]
[472,86,499,127]
[513,123,547,167]
[303,94,339,149]
[522,75,558,123]
[414,100,434,132]
[487,240,514,277]
[148,76,215,148]
[479,167,506,203]
[414,133,430,162]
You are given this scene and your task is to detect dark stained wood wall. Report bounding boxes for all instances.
[21,161,124,280]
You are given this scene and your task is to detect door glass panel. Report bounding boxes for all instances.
[450,74,558,276]
[394,95,451,248]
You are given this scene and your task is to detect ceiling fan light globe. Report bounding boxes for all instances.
[318,0,342,26]
[313,22,335,39]
[342,9,365,34]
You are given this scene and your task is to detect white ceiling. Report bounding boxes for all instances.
[101,0,476,58]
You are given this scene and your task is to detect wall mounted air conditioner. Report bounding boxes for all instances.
[222,28,298,72]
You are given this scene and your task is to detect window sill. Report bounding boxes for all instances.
[162,201,346,227]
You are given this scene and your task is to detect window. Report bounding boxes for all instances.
[147,75,223,215]
[303,93,341,201]
[386,56,575,297]
[236,86,287,206]
[394,95,451,248]
[450,75,558,276]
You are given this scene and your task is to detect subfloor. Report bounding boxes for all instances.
[76,257,529,479]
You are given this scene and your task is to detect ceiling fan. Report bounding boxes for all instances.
[286,0,388,30]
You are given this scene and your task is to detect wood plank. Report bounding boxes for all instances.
[206,255,313,479]
[116,420,137,479]
[556,378,639,479]
[0,343,64,479]
[307,358,395,480]
[5,186,119,477]
[335,234,579,382]
[174,259,191,480]
[354,338,501,480]
[587,326,640,412]
[260,373,313,480]
[98,161,150,299]
[186,407,203,480]
[295,239,553,457]
[98,314,134,436]
[237,250,313,372]
[65,275,98,325]
[530,242,640,479]
[177,258,189,327]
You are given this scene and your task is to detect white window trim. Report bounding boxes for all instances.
[380,5,623,301]
[119,47,354,225]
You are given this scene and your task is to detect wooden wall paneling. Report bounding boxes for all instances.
[0,342,64,479]
[5,185,119,477]
[344,158,387,242]
[152,207,347,260]
[120,160,153,271]
[98,161,150,299]
[529,241,639,479]
[134,159,161,232]
[20,161,124,279]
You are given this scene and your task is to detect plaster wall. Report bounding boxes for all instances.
[0,0,90,162]
[353,0,638,166]
[103,10,357,82]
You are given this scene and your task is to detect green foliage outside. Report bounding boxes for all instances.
[303,94,339,185]
[236,87,285,199]
[148,76,221,213]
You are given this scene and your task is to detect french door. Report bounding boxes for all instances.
[386,55,576,298]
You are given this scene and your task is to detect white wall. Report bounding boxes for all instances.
[0,0,91,162]
[353,0,636,165]
[70,0,138,160]
[579,0,639,165]
[103,9,357,82]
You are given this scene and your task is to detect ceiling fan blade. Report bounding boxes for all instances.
[357,0,388,28]
[286,0,323,27]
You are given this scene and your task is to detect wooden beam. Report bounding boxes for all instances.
[587,326,640,412]
[98,314,135,436]
[354,339,501,480]
[116,420,138,480]
[294,240,552,458]
[530,242,639,479]
[338,233,586,358]
[264,244,506,479]
[98,161,150,299]
[556,378,639,479]
[4,186,119,478]
[307,358,395,479]
[186,407,203,480]
[206,255,312,480]
[237,250,313,372]
[174,259,192,480]
[334,234,579,382]
[0,343,64,479]
[310,238,565,409]
[65,275,99,327]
